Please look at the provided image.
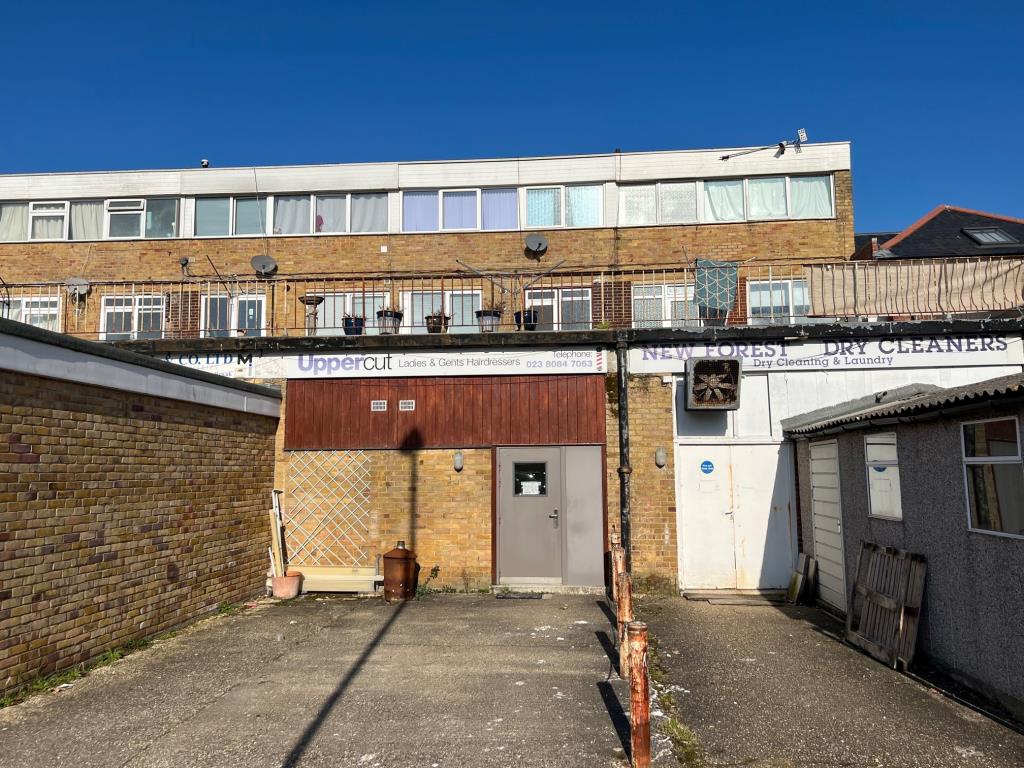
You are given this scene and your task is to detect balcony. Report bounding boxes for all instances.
[2,257,1022,342]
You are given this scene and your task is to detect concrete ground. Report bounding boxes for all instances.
[639,596,1024,767]
[0,594,632,768]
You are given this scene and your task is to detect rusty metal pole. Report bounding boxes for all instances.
[611,544,625,604]
[617,572,633,679]
[628,621,651,768]
[615,340,633,569]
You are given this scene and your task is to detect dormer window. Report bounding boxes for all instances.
[963,227,1019,246]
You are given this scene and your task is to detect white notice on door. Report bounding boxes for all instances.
[520,481,543,496]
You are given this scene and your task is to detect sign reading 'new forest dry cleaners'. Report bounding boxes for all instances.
[630,334,1023,373]
[164,348,606,379]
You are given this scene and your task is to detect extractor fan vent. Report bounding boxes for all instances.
[685,357,742,410]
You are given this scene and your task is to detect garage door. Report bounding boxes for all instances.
[809,440,847,612]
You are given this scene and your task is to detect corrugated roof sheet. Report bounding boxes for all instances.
[783,372,1024,435]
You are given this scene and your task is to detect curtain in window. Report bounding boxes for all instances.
[403,191,438,232]
[703,180,744,222]
[620,185,657,226]
[442,191,477,230]
[747,177,787,219]
[791,176,832,218]
[234,198,266,235]
[632,285,664,327]
[565,186,601,227]
[316,195,347,233]
[659,182,696,224]
[274,195,310,234]
[481,188,517,230]
[31,206,65,239]
[195,198,230,236]
[0,203,28,241]
[350,193,388,233]
[68,201,103,240]
[526,188,560,227]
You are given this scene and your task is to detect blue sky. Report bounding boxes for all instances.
[2,1,1021,232]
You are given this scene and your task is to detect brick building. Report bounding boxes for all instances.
[2,142,1019,596]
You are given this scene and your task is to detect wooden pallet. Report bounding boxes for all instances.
[845,542,927,669]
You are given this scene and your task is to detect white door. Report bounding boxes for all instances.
[731,443,796,589]
[678,445,737,589]
[809,440,847,611]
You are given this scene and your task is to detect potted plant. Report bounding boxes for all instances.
[425,311,450,334]
[343,314,365,336]
[515,307,539,331]
[475,298,503,333]
[376,283,404,335]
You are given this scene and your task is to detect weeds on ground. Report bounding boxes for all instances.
[415,565,442,598]
[647,633,705,766]
[0,606,233,709]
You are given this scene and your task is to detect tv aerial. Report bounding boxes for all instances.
[720,128,808,161]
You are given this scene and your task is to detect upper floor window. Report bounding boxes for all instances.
[103,198,179,239]
[620,182,697,226]
[2,296,60,332]
[29,201,68,240]
[747,278,811,325]
[100,295,164,341]
[401,188,519,233]
[525,287,592,331]
[526,185,602,228]
[201,294,265,337]
[632,284,701,328]
[0,202,29,241]
[790,175,833,219]
[962,418,1024,537]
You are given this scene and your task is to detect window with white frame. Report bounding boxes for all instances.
[402,290,482,333]
[0,202,29,241]
[526,288,592,331]
[482,188,518,229]
[273,195,311,235]
[632,284,701,328]
[201,294,265,337]
[194,197,231,236]
[526,185,602,228]
[233,197,267,235]
[29,201,68,240]
[315,195,347,233]
[790,175,833,219]
[2,296,60,331]
[106,199,177,239]
[100,295,164,341]
[308,292,388,336]
[747,177,788,219]
[865,432,902,519]
[747,279,811,325]
[962,418,1024,536]
[619,182,698,226]
[69,201,104,240]
[402,188,520,232]
[402,190,439,232]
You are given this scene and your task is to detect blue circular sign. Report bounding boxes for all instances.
[700,460,714,475]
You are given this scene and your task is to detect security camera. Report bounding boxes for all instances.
[179,257,190,267]
[200,159,209,168]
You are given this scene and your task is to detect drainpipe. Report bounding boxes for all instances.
[616,339,632,569]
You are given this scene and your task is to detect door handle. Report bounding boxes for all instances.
[548,509,559,519]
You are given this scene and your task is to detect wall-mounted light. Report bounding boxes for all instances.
[453,451,465,472]
[654,447,667,469]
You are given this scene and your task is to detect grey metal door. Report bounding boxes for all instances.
[498,447,563,583]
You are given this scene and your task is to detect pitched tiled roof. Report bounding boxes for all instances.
[877,206,1024,259]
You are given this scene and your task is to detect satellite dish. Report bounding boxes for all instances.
[65,277,91,300]
[251,255,278,278]
[524,234,548,257]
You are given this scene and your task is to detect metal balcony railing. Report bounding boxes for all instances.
[1,257,1021,342]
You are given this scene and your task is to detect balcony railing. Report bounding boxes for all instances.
[2,257,1022,342]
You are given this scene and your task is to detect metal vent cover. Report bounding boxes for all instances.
[685,357,742,410]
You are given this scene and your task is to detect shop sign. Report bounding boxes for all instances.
[630,334,1022,374]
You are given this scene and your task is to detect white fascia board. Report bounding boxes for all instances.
[0,332,281,418]
[0,143,851,200]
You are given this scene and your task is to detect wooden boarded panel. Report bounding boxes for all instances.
[285,375,607,450]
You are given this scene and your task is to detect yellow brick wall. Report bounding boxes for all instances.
[0,371,278,697]
[605,373,678,588]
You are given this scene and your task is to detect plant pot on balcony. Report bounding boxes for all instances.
[514,309,539,331]
[475,308,502,333]
[343,316,365,336]
[425,312,450,334]
[376,309,404,335]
